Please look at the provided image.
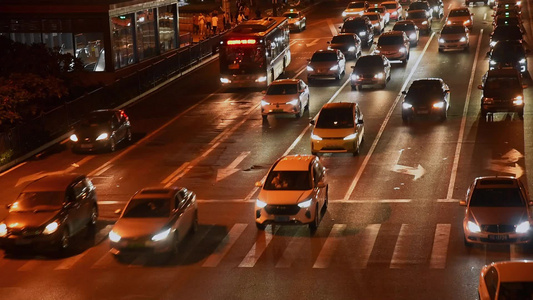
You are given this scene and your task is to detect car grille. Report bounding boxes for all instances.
[321,137,343,140]
[444,39,460,43]
[264,205,300,215]
[361,74,375,79]
[8,227,42,237]
[481,224,516,233]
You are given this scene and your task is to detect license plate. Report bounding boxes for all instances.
[15,239,31,245]
[274,216,290,222]
[127,241,145,248]
[489,235,508,241]
[273,109,283,112]
[81,144,93,148]
[417,110,429,114]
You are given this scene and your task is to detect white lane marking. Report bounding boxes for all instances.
[352,224,380,269]
[437,199,460,203]
[88,88,223,177]
[313,224,347,268]
[54,252,89,270]
[93,164,113,177]
[276,227,308,268]
[390,224,411,269]
[164,103,258,186]
[98,201,123,205]
[17,259,42,271]
[67,155,94,170]
[177,225,214,263]
[429,224,451,269]
[294,66,307,78]
[216,151,250,182]
[91,251,115,269]
[327,18,338,36]
[0,162,26,177]
[161,162,190,185]
[202,223,248,267]
[239,225,278,267]
[446,29,483,200]
[344,32,436,201]
[483,13,487,21]
[244,78,351,202]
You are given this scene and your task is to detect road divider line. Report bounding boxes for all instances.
[0,162,26,177]
[446,29,483,200]
[161,162,190,185]
[93,163,113,177]
[429,224,451,269]
[17,260,41,272]
[343,32,435,201]
[327,18,338,36]
[313,224,346,268]
[202,223,248,267]
[352,224,380,269]
[239,225,278,267]
[55,252,89,270]
[390,224,411,269]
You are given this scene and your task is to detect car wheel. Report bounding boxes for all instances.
[88,204,98,227]
[262,115,268,121]
[309,205,320,232]
[109,137,116,152]
[59,227,70,253]
[126,128,132,143]
[256,222,266,230]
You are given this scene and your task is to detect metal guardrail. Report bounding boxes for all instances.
[0,35,222,168]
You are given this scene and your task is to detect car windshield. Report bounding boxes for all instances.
[264,171,312,190]
[355,56,383,67]
[80,113,111,127]
[267,84,298,95]
[283,13,299,18]
[485,76,522,90]
[11,192,64,212]
[343,20,366,32]
[383,3,397,9]
[366,14,379,20]
[316,107,354,128]
[406,81,443,102]
[348,2,366,8]
[378,35,404,45]
[331,35,354,43]
[469,188,524,207]
[393,23,415,31]
[122,198,170,218]
[311,52,337,62]
[492,43,525,59]
[449,9,470,17]
[408,11,427,19]
[441,26,465,34]
[498,282,533,299]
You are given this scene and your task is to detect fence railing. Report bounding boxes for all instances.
[0,34,222,168]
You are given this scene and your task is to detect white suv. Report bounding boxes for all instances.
[254,155,328,231]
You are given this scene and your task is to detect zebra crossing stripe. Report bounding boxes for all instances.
[353,224,380,269]
[91,251,116,269]
[239,225,278,268]
[429,224,451,269]
[390,224,411,269]
[17,259,42,271]
[202,223,248,267]
[510,244,521,261]
[313,224,347,269]
[276,227,308,268]
[55,252,88,270]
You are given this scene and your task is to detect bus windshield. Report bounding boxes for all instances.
[220,46,265,74]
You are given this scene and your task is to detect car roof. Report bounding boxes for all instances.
[23,173,84,192]
[395,20,416,25]
[313,49,338,54]
[132,187,181,200]
[363,11,380,15]
[487,261,533,282]
[358,54,384,60]
[381,0,399,3]
[381,30,405,37]
[449,6,470,11]
[271,79,300,85]
[486,68,521,76]
[273,155,316,171]
[474,176,519,189]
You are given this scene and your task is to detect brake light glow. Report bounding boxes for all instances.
[227,39,257,45]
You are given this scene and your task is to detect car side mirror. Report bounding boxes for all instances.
[317,181,326,188]
[477,84,483,89]
[459,200,467,206]
[255,181,263,187]
[114,208,122,214]
[401,91,407,95]
[327,41,331,44]
[351,66,355,69]
[310,119,316,125]
[357,119,364,125]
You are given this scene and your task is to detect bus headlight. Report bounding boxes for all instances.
[220,77,231,84]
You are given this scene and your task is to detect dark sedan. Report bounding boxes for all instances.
[328,33,362,59]
[0,174,98,253]
[70,109,132,152]
[350,54,391,90]
[401,78,450,122]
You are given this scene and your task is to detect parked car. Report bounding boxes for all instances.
[109,187,198,259]
[70,109,132,152]
[254,155,328,231]
[350,54,391,90]
[0,174,98,253]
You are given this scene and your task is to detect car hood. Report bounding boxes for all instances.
[309,61,338,69]
[446,16,469,23]
[4,210,60,229]
[288,19,299,24]
[345,8,365,13]
[330,43,353,50]
[263,94,298,104]
[441,33,466,40]
[313,127,355,138]
[377,45,403,52]
[353,66,385,74]
[469,207,527,225]
[75,126,111,139]
[112,218,170,238]
[258,190,312,205]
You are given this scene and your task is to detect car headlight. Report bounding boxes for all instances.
[307,66,314,72]
[261,100,270,106]
[109,230,121,242]
[255,76,267,83]
[348,46,356,52]
[490,41,496,47]
[516,221,530,233]
[342,12,347,17]
[256,199,268,208]
[460,37,467,42]
[410,33,417,40]
[483,97,494,104]
[517,1,521,5]
[513,96,523,105]
[359,31,366,36]
[489,60,497,65]
[464,19,471,25]
[374,49,381,54]
[467,221,481,233]
[327,46,333,50]
[520,58,526,64]
[152,228,171,242]
[392,11,398,16]
[402,102,413,109]
[96,133,109,141]
[311,133,323,141]
[295,21,300,25]
[220,77,231,84]
[286,99,299,106]
[43,221,60,235]
[0,223,7,237]
[433,101,445,108]
[298,199,313,208]
[422,21,428,25]
[433,6,439,11]
[70,134,78,142]
[374,72,384,79]
[343,133,358,140]
[330,65,339,71]
[399,47,406,53]
[351,74,359,80]
[439,38,445,43]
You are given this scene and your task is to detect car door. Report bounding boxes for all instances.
[355,105,364,144]
[338,51,346,71]
[313,160,327,209]
[299,80,309,108]
[67,181,87,234]
[383,57,391,78]
[175,189,194,241]
[113,111,126,142]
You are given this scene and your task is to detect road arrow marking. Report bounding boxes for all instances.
[486,149,524,178]
[497,149,524,164]
[306,38,320,47]
[391,149,426,180]
[216,151,250,182]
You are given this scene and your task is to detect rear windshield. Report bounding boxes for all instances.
[485,76,521,90]
[407,11,427,19]
[378,35,404,45]
[355,56,383,67]
[449,9,470,17]
[123,198,170,218]
[348,2,366,8]
[331,35,354,43]
[316,107,354,128]
[267,83,298,95]
[311,52,337,62]
[469,188,525,207]
[441,26,466,34]
[283,13,299,18]
[393,23,415,31]
[264,171,312,190]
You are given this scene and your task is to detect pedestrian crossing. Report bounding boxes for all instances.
[2,222,532,272]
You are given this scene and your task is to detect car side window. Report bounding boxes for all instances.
[176,189,188,209]
[72,181,87,200]
[484,267,498,299]
[313,162,323,185]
